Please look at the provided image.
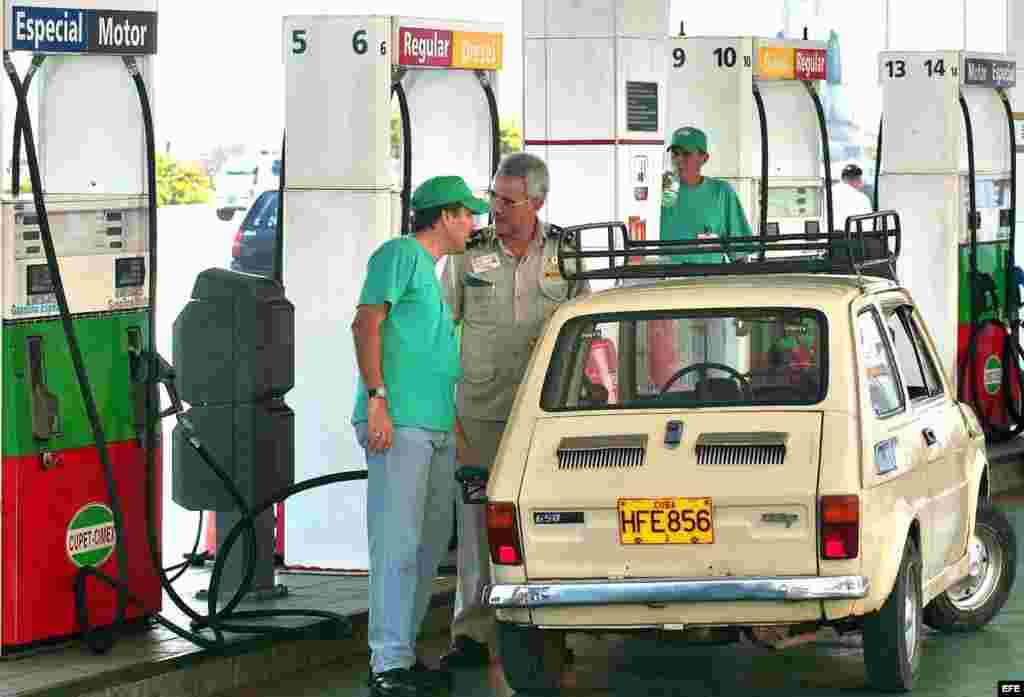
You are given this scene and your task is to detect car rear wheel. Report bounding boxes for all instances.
[217,208,235,221]
[496,621,566,694]
[863,536,921,692]
[923,502,1016,632]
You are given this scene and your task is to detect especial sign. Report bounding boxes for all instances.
[398,25,502,70]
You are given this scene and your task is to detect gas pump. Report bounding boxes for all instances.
[280,15,502,569]
[661,34,833,387]
[666,35,833,244]
[0,1,160,652]
[878,51,1021,440]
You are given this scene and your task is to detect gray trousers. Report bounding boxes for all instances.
[452,417,505,645]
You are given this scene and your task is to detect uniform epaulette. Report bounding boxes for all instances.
[545,223,566,240]
[466,226,497,249]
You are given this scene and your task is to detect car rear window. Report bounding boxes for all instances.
[242,191,279,229]
[541,308,828,411]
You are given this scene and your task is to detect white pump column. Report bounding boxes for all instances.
[282,15,501,569]
[522,0,667,278]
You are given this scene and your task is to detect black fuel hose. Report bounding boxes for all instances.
[957,93,1021,441]
[481,73,500,180]
[4,52,130,652]
[392,80,412,235]
[752,83,769,261]
[1,53,353,653]
[10,55,43,197]
[804,82,834,235]
[873,115,882,212]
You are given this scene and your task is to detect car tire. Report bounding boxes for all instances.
[496,621,566,694]
[862,536,921,692]
[216,208,235,222]
[923,502,1016,632]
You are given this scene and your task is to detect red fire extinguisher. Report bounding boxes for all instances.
[585,336,619,402]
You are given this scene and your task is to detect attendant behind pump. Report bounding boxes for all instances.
[833,163,872,231]
[660,126,753,263]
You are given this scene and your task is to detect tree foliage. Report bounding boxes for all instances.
[157,152,213,206]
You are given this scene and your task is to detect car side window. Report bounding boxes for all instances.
[856,308,905,417]
[884,305,943,402]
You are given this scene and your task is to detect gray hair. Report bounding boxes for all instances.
[495,152,550,200]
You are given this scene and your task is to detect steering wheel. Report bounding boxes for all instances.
[660,362,751,397]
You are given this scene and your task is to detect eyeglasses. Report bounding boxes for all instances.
[486,189,531,209]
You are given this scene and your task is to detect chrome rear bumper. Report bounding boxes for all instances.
[486,575,869,608]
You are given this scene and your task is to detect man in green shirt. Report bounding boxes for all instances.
[351,175,489,697]
[660,126,753,264]
[659,127,754,381]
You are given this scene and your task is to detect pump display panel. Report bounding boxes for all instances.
[26,264,54,296]
[115,256,145,288]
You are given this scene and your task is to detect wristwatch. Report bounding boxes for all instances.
[368,386,388,401]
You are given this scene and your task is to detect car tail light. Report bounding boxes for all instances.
[820,495,858,559]
[486,502,523,565]
[231,226,243,259]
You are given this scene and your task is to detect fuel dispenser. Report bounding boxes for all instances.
[281,15,503,569]
[666,35,833,243]
[878,51,1022,440]
[0,1,160,652]
[658,34,833,389]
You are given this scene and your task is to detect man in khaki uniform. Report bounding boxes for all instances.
[440,152,586,668]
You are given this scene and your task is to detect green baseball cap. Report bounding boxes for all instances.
[410,175,490,214]
[668,126,708,153]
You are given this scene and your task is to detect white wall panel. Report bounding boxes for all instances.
[547,38,616,139]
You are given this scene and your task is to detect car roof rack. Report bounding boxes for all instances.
[556,210,902,284]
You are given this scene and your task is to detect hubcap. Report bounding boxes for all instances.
[904,571,918,661]
[947,523,1004,612]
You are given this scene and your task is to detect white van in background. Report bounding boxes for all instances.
[215,153,280,221]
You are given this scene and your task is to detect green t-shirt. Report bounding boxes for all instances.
[660,177,753,264]
[351,237,462,431]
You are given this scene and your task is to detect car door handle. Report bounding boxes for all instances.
[922,428,937,447]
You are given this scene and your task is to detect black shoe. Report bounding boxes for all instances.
[439,636,490,670]
[369,668,422,697]
[368,661,450,691]
[412,661,452,691]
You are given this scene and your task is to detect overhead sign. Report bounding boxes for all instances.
[755,47,795,80]
[963,57,1016,88]
[398,25,502,70]
[795,48,828,81]
[10,5,157,54]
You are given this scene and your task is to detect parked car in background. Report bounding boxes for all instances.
[216,155,280,222]
[230,190,278,277]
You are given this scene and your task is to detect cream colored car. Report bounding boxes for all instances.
[480,231,1016,693]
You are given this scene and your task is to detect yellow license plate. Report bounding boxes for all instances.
[617,497,714,545]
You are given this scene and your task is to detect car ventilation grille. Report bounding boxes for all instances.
[695,432,788,466]
[557,434,647,470]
